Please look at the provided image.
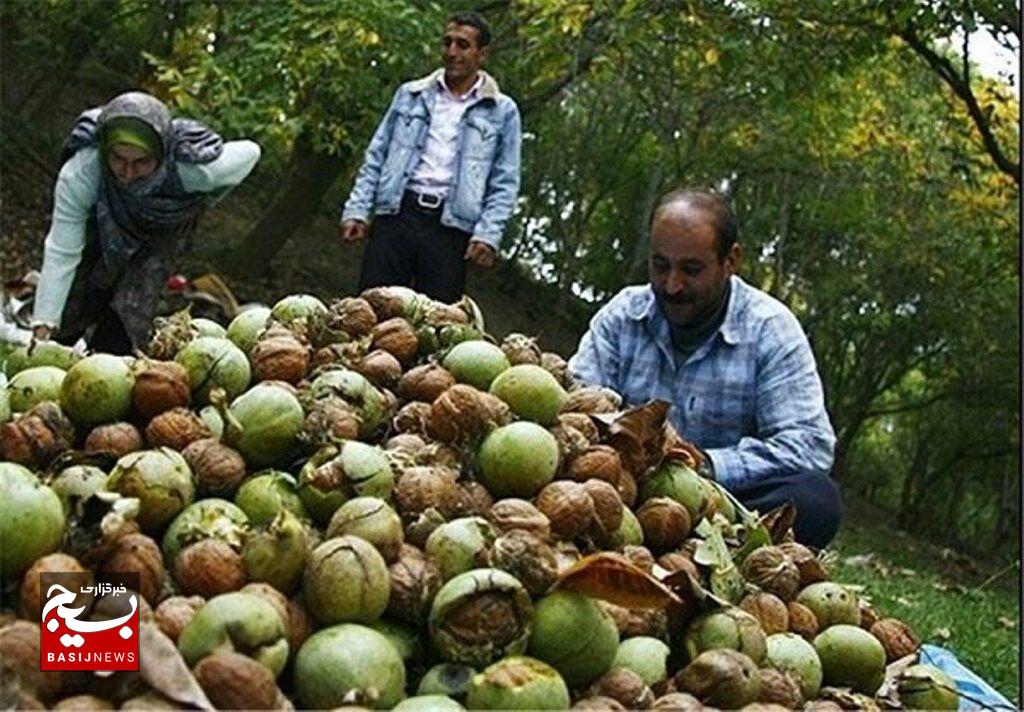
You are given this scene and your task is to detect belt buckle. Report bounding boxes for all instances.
[416,192,442,209]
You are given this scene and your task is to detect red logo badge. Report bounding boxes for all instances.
[40,573,139,671]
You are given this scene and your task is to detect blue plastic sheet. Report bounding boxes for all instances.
[919,644,1016,711]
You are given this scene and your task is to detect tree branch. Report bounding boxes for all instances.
[898,25,1020,184]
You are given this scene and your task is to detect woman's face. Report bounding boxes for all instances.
[107,143,157,184]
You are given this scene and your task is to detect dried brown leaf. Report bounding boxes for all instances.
[138,622,213,710]
[555,552,684,610]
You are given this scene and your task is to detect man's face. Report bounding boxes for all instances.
[441,22,488,84]
[648,204,740,327]
[107,143,157,184]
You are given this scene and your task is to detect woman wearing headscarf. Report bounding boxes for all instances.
[31,91,261,354]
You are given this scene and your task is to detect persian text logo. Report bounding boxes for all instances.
[39,572,139,671]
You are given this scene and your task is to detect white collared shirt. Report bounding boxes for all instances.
[406,73,484,199]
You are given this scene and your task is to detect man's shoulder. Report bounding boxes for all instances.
[594,284,653,323]
[731,277,807,342]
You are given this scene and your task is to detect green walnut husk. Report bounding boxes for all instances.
[640,459,707,520]
[162,497,249,566]
[298,441,394,525]
[224,382,304,467]
[489,364,567,425]
[418,663,476,701]
[528,591,620,688]
[466,656,570,710]
[897,664,960,710]
[425,517,498,581]
[60,353,134,426]
[48,464,108,513]
[366,619,425,664]
[105,447,194,532]
[796,582,861,628]
[0,387,8,423]
[813,624,886,694]
[0,462,65,578]
[7,365,66,412]
[429,568,534,668]
[765,632,824,699]
[442,340,510,390]
[177,591,289,676]
[175,337,251,405]
[303,535,390,624]
[226,306,272,354]
[307,368,387,438]
[327,496,403,562]
[242,509,312,594]
[271,293,328,329]
[612,637,671,687]
[393,695,464,711]
[476,422,560,498]
[4,340,79,376]
[677,648,760,709]
[191,318,225,338]
[234,470,308,526]
[684,607,767,664]
[294,623,406,710]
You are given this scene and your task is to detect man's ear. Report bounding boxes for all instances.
[725,243,742,275]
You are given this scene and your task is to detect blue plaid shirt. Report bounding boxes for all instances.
[568,276,835,488]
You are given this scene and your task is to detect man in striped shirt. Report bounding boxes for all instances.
[569,189,841,547]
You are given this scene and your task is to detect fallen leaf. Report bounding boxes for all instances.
[897,567,917,577]
[138,622,214,710]
[758,502,798,544]
[997,616,1016,629]
[554,552,684,611]
[930,627,952,641]
[895,596,917,608]
[593,401,670,473]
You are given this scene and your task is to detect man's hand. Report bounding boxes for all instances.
[465,240,497,269]
[31,324,52,342]
[339,219,367,244]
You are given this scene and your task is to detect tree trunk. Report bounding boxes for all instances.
[232,132,348,277]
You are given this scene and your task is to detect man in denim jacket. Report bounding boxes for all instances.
[340,12,521,303]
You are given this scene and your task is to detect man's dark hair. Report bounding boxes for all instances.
[650,188,738,262]
[447,11,492,47]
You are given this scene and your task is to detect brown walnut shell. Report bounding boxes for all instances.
[550,422,592,474]
[636,497,691,553]
[303,396,361,445]
[131,360,190,422]
[756,667,804,708]
[193,651,281,710]
[100,534,165,604]
[361,286,411,321]
[500,333,543,366]
[0,402,75,468]
[371,317,419,364]
[387,544,443,626]
[398,364,456,403]
[572,697,627,711]
[777,541,829,586]
[870,618,921,661]
[617,471,638,508]
[584,478,624,539]
[740,545,801,600]
[144,407,210,451]
[427,384,511,444]
[599,601,670,640]
[0,620,66,703]
[52,695,115,710]
[459,480,495,517]
[326,297,377,338]
[393,401,432,436]
[19,553,90,621]
[182,438,247,497]
[571,445,624,486]
[173,539,245,597]
[83,422,144,457]
[588,668,656,709]
[384,433,427,454]
[650,692,703,711]
[740,591,789,635]
[488,530,559,596]
[786,601,819,640]
[656,551,700,581]
[487,498,551,540]
[621,546,656,573]
[153,596,205,643]
[858,598,881,630]
[563,386,620,414]
[540,351,574,389]
[535,480,595,540]
[557,412,600,443]
[356,349,403,390]
[251,328,310,384]
[393,466,466,518]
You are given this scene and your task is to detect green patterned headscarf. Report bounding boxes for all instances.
[101,116,163,162]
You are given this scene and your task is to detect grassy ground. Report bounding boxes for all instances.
[829,500,1020,704]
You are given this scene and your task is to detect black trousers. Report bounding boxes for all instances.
[728,472,843,549]
[358,192,472,304]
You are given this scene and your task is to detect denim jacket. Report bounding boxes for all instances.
[342,69,521,250]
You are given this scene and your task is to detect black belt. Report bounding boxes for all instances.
[403,190,444,212]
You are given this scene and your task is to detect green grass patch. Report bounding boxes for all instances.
[829,511,1020,704]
